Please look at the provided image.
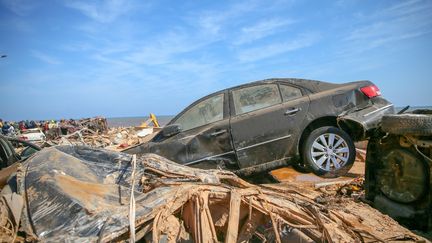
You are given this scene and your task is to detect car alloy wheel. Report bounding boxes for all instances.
[310,133,350,171]
[302,126,355,178]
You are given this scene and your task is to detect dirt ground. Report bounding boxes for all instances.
[271,159,364,184]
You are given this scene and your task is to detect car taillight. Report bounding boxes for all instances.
[360,84,381,98]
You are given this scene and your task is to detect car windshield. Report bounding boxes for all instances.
[175,94,224,131]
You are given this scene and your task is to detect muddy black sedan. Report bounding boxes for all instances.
[125,78,394,177]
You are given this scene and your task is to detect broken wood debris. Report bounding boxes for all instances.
[0,146,425,242]
[44,126,156,150]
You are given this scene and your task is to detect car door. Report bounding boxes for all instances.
[168,91,236,169]
[229,83,310,168]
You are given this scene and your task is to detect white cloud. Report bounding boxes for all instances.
[382,0,428,17]
[191,1,262,37]
[234,18,296,45]
[196,14,224,36]
[123,30,214,66]
[237,32,320,62]
[342,0,432,53]
[65,0,134,23]
[31,50,62,65]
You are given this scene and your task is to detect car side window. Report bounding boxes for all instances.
[232,84,281,115]
[280,84,302,102]
[175,93,224,131]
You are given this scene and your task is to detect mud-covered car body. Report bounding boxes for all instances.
[0,134,41,169]
[126,78,394,175]
[365,110,432,232]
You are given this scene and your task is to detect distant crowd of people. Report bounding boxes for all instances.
[0,118,79,137]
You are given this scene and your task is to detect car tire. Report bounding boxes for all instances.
[302,126,355,178]
[381,114,432,136]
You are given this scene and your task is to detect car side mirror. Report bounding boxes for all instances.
[162,124,182,137]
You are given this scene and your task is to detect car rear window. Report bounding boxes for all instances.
[232,84,281,115]
[279,84,302,102]
[175,93,224,131]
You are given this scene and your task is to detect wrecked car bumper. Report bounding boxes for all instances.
[338,98,394,139]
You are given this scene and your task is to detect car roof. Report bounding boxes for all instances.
[230,78,338,93]
[168,78,335,125]
[201,78,336,99]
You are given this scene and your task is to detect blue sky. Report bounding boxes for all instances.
[0,0,431,121]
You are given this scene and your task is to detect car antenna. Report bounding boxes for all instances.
[397,105,410,114]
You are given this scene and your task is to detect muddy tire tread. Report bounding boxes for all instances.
[381,114,432,136]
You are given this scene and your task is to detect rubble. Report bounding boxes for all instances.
[0,146,425,242]
[41,119,158,151]
[1,113,430,242]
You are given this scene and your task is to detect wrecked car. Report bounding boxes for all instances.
[125,78,394,177]
[0,134,41,169]
[365,109,432,232]
[18,128,46,142]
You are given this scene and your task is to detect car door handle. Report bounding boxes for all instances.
[210,129,227,137]
[284,108,301,115]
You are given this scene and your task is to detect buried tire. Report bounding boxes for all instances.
[381,114,432,136]
[302,126,355,178]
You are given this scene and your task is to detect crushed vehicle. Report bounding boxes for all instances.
[18,128,46,142]
[365,109,432,233]
[125,78,394,178]
[0,145,424,242]
[0,134,41,169]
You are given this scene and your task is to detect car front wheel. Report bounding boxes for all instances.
[302,126,355,178]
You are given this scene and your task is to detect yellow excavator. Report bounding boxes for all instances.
[138,113,160,128]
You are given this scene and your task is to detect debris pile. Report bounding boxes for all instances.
[314,177,365,205]
[43,117,108,140]
[105,126,155,150]
[0,146,423,242]
[37,116,157,150]
[0,196,17,242]
[48,126,155,150]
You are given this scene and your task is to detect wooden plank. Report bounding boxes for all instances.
[225,189,241,243]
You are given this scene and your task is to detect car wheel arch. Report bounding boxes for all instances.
[337,118,366,141]
[298,116,339,153]
[297,116,363,153]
